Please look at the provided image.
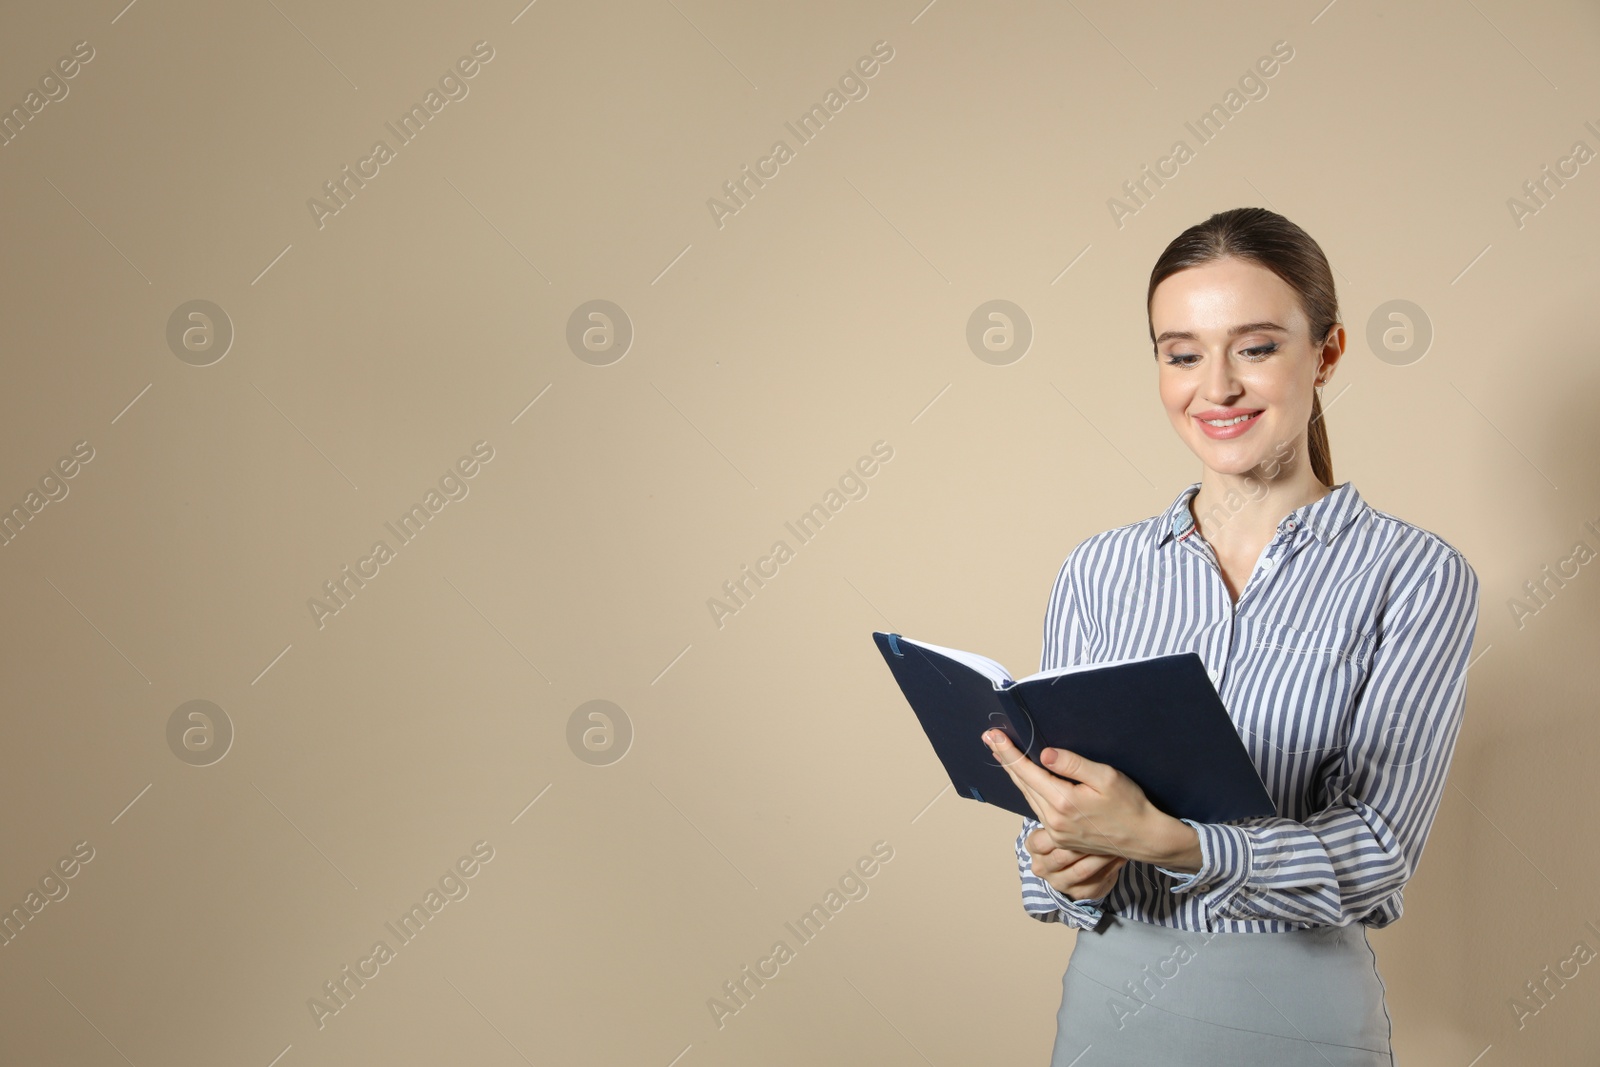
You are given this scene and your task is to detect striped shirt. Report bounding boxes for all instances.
[1016,479,1481,934]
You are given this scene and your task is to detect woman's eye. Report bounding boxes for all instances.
[1163,343,1277,366]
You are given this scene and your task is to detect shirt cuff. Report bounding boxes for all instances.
[1043,881,1105,923]
[1156,819,1253,898]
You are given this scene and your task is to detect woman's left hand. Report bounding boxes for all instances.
[984,728,1185,867]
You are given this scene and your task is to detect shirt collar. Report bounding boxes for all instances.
[1154,480,1366,548]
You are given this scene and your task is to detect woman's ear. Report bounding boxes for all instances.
[1317,323,1347,377]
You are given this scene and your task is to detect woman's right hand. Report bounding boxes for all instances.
[1024,826,1127,901]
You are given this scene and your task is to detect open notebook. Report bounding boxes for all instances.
[872,632,1275,824]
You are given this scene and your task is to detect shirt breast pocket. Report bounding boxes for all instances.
[1235,620,1376,766]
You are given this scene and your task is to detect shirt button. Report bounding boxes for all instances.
[1261,556,1277,570]
[1207,666,1221,684]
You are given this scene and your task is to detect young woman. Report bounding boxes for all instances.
[985,207,1481,1065]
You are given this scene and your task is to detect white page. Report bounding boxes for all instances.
[892,635,1013,685]
[891,634,1175,689]
[1015,653,1161,684]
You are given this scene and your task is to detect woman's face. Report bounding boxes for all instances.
[1150,255,1339,481]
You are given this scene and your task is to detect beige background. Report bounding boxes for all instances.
[1,0,1597,1064]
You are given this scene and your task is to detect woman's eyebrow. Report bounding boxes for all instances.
[1154,320,1289,344]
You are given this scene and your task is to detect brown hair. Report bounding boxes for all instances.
[1146,206,1337,487]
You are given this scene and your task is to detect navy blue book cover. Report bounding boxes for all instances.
[872,632,1276,824]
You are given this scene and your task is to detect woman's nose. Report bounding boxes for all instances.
[1203,351,1241,400]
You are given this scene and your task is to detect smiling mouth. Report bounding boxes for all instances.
[1197,411,1262,427]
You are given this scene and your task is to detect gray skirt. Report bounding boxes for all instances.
[1051,916,1393,1066]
